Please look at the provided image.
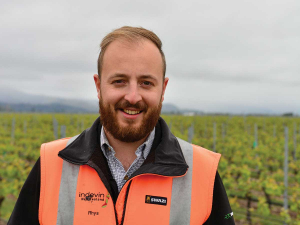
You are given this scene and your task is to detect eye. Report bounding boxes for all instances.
[112,80,126,85]
[141,81,153,86]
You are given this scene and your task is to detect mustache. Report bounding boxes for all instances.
[115,100,147,111]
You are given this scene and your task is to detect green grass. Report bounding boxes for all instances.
[0,197,15,222]
[232,207,298,225]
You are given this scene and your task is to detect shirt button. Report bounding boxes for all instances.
[124,175,129,180]
[108,147,111,151]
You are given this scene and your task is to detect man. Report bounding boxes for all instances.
[8,26,235,224]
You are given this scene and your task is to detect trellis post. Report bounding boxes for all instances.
[222,123,225,140]
[213,122,216,152]
[253,124,258,148]
[293,123,297,160]
[188,123,194,143]
[11,117,16,143]
[81,120,84,132]
[283,127,289,225]
[61,125,66,138]
[168,121,172,131]
[53,117,58,140]
[23,120,27,134]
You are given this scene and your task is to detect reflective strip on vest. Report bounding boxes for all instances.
[170,138,193,224]
[57,136,80,225]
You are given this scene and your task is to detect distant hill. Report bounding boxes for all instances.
[0,102,96,113]
[0,87,98,113]
[0,87,193,114]
[161,103,180,114]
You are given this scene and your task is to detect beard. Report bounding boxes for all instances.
[99,97,162,143]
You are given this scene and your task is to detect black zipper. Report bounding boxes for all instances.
[84,162,119,224]
[120,180,132,225]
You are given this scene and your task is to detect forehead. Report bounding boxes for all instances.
[101,39,164,79]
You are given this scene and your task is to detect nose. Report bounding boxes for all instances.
[124,83,142,104]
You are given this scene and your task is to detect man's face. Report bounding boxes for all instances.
[94,39,168,142]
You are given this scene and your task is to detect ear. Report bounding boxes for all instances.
[161,77,169,102]
[93,74,101,100]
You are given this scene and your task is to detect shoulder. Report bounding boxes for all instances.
[40,137,73,163]
[41,135,79,152]
[192,144,221,162]
[42,137,72,146]
[176,137,221,162]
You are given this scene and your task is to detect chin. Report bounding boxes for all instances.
[119,120,142,128]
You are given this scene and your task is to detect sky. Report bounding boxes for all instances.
[1,0,300,114]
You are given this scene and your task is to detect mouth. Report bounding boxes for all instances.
[121,109,142,115]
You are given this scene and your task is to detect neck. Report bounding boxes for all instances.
[103,128,149,171]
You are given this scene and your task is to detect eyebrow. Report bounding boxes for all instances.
[107,74,127,82]
[139,75,158,82]
[110,73,127,79]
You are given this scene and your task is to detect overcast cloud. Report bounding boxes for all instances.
[1,0,300,114]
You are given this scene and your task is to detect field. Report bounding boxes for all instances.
[0,113,299,224]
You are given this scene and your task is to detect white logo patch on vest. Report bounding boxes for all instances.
[145,195,167,206]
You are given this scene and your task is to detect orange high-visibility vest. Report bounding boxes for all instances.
[39,136,221,225]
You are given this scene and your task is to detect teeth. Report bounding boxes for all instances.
[124,109,141,115]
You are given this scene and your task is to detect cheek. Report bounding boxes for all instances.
[143,92,162,107]
[101,88,123,105]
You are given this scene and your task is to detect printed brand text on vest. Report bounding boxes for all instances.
[145,195,167,206]
[79,192,104,203]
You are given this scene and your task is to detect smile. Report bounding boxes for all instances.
[123,109,141,115]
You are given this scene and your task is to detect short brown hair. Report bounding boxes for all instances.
[97,26,166,78]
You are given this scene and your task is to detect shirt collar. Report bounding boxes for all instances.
[100,126,155,160]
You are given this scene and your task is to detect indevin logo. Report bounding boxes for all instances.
[79,192,105,203]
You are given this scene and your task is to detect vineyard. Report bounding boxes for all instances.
[0,113,299,224]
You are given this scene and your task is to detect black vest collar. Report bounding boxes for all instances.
[58,117,188,176]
